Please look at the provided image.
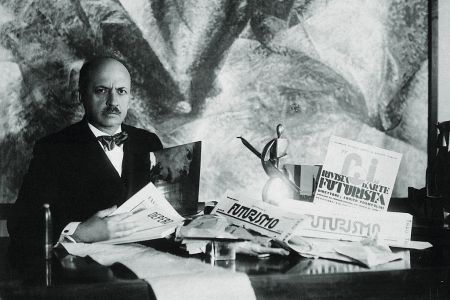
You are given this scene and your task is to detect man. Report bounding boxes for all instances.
[8,57,163,255]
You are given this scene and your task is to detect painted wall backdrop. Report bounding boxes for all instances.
[0,0,428,211]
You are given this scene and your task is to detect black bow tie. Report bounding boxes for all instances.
[97,131,128,151]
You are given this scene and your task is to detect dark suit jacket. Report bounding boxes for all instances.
[7,119,163,256]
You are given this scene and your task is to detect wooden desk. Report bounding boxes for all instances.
[247,250,450,299]
[1,236,450,300]
[249,226,450,299]
[0,238,151,300]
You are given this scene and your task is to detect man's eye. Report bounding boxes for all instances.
[95,88,107,94]
[117,88,128,95]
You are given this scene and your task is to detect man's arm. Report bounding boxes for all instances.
[71,206,139,242]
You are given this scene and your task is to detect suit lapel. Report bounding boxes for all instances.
[82,122,122,180]
[121,128,151,200]
[122,141,135,200]
[74,121,152,204]
[76,120,126,204]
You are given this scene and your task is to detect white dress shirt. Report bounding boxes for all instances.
[88,123,124,176]
[59,123,125,243]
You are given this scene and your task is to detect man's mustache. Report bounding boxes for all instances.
[102,105,121,115]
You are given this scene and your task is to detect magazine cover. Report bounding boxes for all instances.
[313,136,402,211]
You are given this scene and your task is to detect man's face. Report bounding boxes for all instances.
[81,59,131,134]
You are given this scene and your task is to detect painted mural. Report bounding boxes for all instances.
[0,0,428,211]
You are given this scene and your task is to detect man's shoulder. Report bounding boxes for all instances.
[37,121,86,145]
[28,121,87,158]
[122,124,159,139]
[122,124,163,151]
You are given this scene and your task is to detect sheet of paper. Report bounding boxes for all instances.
[287,236,405,268]
[334,243,404,268]
[211,192,307,241]
[287,236,355,263]
[314,136,402,211]
[60,242,153,266]
[389,240,433,250]
[61,242,256,300]
[286,250,410,274]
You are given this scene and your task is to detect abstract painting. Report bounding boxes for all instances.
[0,0,429,212]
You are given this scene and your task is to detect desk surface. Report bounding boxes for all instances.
[1,236,450,300]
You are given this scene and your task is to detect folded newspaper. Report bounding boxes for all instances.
[210,192,308,242]
[98,182,185,244]
[277,199,413,247]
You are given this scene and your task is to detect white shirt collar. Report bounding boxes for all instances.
[87,122,124,176]
[88,123,122,137]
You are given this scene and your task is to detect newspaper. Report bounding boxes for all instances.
[210,193,307,241]
[277,200,412,246]
[110,182,181,217]
[99,182,185,244]
[313,136,402,211]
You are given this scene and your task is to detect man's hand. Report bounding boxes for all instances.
[72,206,139,243]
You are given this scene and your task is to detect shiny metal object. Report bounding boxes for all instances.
[44,203,52,260]
[237,124,301,197]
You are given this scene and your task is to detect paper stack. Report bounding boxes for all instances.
[175,215,253,255]
[208,137,432,267]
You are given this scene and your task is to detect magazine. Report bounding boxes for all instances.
[313,136,402,211]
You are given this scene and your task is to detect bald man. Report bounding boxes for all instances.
[8,57,163,256]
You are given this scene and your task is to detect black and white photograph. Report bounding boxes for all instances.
[0,0,448,299]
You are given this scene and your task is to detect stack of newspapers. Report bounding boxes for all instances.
[210,137,432,267]
[175,215,256,255]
